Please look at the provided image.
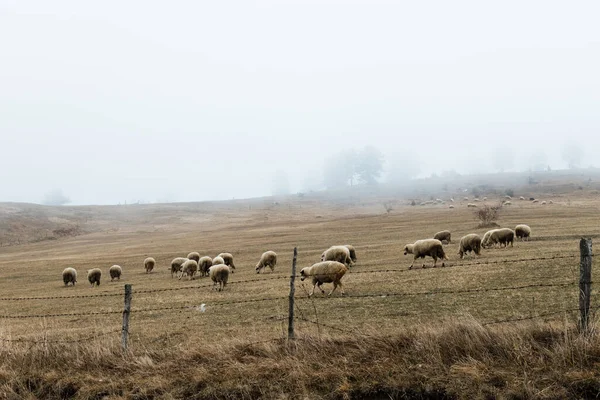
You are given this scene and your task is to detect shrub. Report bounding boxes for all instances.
[474,204,501,227]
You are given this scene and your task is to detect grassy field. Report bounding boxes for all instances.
[1,180,600,399]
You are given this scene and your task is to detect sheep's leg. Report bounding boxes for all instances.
[318,282,325,295]
[328,282,338,296]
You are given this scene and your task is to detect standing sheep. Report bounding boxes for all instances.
[515,224,531,241]
[321,245,353,267]
[179,259,198,280]
[458,234,482,259]
[209,264,230,291]
[62,267,77,286]
[198,256,213,277]
[467,203,477,208]
[212,256,225,266]
[144,257,156,274]
[217,253,236,272]
[186,252,201,263]
[433,230,451,244]
[170,257,188,278]
[255,251,278,273]
[300,261,348,297]
[482,228,515,249]
[403,239,448,269]
[87,268,102,287]
[109,265,122,281]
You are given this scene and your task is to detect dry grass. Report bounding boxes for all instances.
[1,179,600,398]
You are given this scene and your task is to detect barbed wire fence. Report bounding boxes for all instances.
[0,239,593,348]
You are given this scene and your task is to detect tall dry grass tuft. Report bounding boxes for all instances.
[2,317,600,399]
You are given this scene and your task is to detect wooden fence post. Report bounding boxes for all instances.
[288,247,297,340]
[122,284,132,350]
[579,239,592,333]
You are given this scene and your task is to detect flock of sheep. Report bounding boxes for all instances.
[59,245,357,296]
[59,214,530,296]
[402,224,531,269]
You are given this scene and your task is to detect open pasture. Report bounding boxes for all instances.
[1,193,597,347]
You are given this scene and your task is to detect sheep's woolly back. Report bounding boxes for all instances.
[300,261,348,284]
[62,267,77,286]
[198,256,213,276]
[484,228,515,248]
[209,264,230,291]
[515,224,531,239]
[256,251,277,273]
[170,257,188,277]
[87,268,102,287]
[180,259,198,280]
[321,246,352,266]
[186,252,201,263]
[109,265,122,281]
[217,253,235,270]
[144,257,155,273]
[458,234,482,259]
[411,239,447,260]
[212,256,225,266]
[433,230,451,243]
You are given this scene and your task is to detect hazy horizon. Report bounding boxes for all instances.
[1,1,598,205]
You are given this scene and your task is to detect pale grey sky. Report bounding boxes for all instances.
[1,0,598,204]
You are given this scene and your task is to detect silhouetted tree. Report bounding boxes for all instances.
[355,146,384,185]
[562,142,584,169]
[323,150,357,189]
[43,189,70,206]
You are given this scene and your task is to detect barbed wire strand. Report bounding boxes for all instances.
[0,329,120,344]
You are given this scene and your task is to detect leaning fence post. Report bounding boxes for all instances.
[122,284,132,350]
[288,247,297,340]
[579,238,592,333]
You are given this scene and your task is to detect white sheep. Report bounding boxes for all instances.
[109,265,122,281]
[458,234,482,259]
[186,252,201,263]
[170,257,188,278]
[515,224,531,241]
[179,259,198,280]
[87,268,102,287]
[144,257,155,274]
[321,245,353,267]
[209,264,230,291]
[519,196,525,200]
[62,267,77,286]
[217,253,236,272]
[300,261,348,297]
[403,239,448,269]
[482,228,515,248]
[463,196,469,201]
[255,251,277,273]
[433,230,451,244]
[467,203,477,208]
[541,201,547,205]
[449,205,455,209]
[198,256,213,277]
[503,201,512,206]
[212,256,225,266]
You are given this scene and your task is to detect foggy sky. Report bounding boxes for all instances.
[1,0,599,205]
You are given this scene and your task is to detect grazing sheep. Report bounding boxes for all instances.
[144,257,155,274]
[467,203,477,208]
[449,205,455,209]
[450,198,455,202]
[541,201,547,205]
[482,228,515,249]
[256,251,278,273]
[436,198,444,204]
[109,265,122,281]
[473,198,480,202]
[217,253,236,272]
[458,234,482,259]
[62,267,77,286]
[483,197,488,201]
[344,245,357,263]
[87,268,102,287]
[186,252,201,263]
[209,264,230,291]
[179,259,198,280]
[463,196,469,201]
[549,200,554,204]
[433,230,451,244]
[300,261,348,297]
[198,256,213,277]
[532,199,539,203]
[170,257,188,278]
[503,201,512,206]
[505,195,512,200]
[403,239,448,269]
[212,256,225,266]
[519,196,525,200]
[321,245,353,267]
[515,224,531,241]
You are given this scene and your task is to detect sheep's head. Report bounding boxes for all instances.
[255,263,262,273]
[403,244,413,255]
[320,252,325,261]
[300,267,308,281]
